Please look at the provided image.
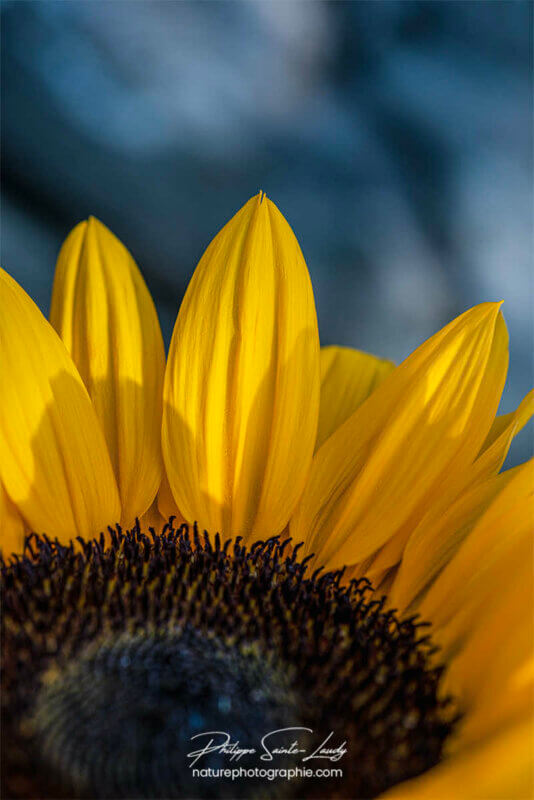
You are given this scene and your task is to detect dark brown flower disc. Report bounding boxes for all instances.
[1,520,454,799]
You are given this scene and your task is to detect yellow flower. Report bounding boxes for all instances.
[0,194,533,799]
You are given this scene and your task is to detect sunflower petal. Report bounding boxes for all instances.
[363,385,534,581]
[382,716,533,800]
[162,194,320,542]
[157,471,185,525]
[481,388,534,453]
[291,304,508,570]
[50,217,165,526]
[426,545,532,749]
[419,459,533,634]
[388,467,518,613]
[452,660,534,751]
[316,346,394,450]
[0,268,121,543]
[440,554,532,724]
[0,482,26,557]
[138,500,166,532]
[474,387,534,475]
[418,462,533,748]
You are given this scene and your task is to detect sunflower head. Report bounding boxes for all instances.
[0,194,532,799]
[2,521,454,799]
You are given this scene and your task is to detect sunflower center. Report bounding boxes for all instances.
[32,628,299,799]
[1,521,455,799]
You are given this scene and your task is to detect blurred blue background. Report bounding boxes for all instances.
[2,0,532,463]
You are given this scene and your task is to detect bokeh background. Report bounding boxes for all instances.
[2,0,532,464]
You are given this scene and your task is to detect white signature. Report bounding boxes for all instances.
[187,728,347,767]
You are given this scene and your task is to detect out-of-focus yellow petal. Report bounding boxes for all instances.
[419,460,533,633]
[162,193,320,542]
[0,268,121,543]
[389,467,517,613]
[316,346,394,450]
[440,554,532,725]
[434,542,532,741]
[452,660,534,751]
[382,716,533,800]
[416,461,533,756]
[50,218,165,527]
[291,304,508,571]
[0,482,26,557]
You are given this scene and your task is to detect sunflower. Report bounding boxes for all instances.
[1,193,533,799]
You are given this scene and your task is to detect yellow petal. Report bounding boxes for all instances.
[389,467,517,613]
[418,464,533,746]
[419,459,533,633]
[0,268,121,543]
[50,217,165,527]
[481,387,534,453]
[138,500,166,532]
[440,555,532,723]
[381,715,533,800]
[474,387,534,477]
[316,346,394,450]
[364,386,534,581]
[0,481,26,557]
[452,660,534,751]
[162,193,320,542]
[157,471,186,525]
[291,303,508,570]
